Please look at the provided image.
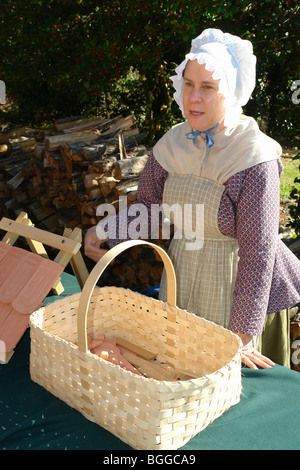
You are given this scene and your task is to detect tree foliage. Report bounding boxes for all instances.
[0,0,299,144]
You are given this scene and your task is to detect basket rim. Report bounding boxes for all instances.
[36,285,243,342]
[32,285,243,352]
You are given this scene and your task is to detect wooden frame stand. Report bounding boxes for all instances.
[0,212,89,364]
[0,211,89,294]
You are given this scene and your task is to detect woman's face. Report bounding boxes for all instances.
[182,60,226,132]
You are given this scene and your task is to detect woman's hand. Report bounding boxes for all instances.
[236,333,275,370]
[241,344,275,369]
[84,226,108,262]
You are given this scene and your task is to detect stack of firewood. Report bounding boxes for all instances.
[0,115,167,291]
[0,114,150,231]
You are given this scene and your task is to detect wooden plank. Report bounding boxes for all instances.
[62,227,89,289]
[116,337,157,360]
[1,212,29,245]
[122,351,181,380]
[0,217,81,255]
[123,351,198,381]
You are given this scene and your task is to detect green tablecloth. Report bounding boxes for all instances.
[1,272,299,451]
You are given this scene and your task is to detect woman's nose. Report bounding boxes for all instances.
[189,88,203,102]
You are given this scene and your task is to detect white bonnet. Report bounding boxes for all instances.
[171,28,257,127]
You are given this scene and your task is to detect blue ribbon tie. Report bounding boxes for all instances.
[185,122,219,148]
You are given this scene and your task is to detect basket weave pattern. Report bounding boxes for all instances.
[30,241,242,450]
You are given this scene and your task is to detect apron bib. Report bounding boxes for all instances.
[159,174,239,328]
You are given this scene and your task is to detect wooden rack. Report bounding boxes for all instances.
[0,212,89,363]
[0,211,89,294]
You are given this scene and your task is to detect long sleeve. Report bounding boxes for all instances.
[225,160,281,335]
[106,152,168,248]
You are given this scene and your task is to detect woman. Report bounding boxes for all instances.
[85,29,300,369]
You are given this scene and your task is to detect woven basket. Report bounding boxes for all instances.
[30,240,242,450]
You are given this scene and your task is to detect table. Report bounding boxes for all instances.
[1,272,299,451]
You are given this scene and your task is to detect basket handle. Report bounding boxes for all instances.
[77,240,177,353]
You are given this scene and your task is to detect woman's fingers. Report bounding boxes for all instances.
[84,226,109,262]
[241,348,275,369]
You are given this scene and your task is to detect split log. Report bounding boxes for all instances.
[59,146,73,177]
[89,156,118,174]
[100,115,135,137]
[98,176,119,197]
[59,115,124,134]
[61,117,109,133]
[28,201,57,222]
[86,187,102,200]
[54,116,91,132]
[10,136,36,153]
[83,173,102,189]
[43,150,65,170]
[112,155,148,180]
[6,171,24,190]
[64,143,85,162]
[34,143,45,159]
[44,131,100,151]
[113,178,139,196]
[80,143,106,161]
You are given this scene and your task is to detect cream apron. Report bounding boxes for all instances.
[154,116,282,336]
[159,174,239,329]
